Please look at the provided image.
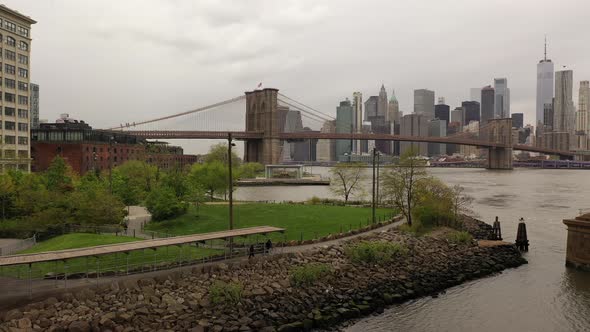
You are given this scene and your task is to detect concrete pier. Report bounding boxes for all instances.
[563,213,590,271]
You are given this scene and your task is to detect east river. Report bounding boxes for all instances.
[236,168,590,332]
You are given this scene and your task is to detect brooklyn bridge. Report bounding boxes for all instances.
[106,88,578,170]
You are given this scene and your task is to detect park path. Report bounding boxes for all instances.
[124,206,152,239]
[0,218,403,311]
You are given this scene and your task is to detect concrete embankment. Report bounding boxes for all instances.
[0,218,526,332]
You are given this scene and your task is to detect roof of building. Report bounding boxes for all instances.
[0,4,36,24]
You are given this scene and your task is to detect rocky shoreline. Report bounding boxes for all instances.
[0,218,526,332]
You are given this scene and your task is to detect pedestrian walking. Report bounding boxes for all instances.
[248,244,255,259]
[265,239,272,254]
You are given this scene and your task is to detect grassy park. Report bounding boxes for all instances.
[145,203,395,243]
[3,233,220,279]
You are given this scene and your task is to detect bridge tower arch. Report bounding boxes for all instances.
[244,88,283,165]
[484,118,513,169]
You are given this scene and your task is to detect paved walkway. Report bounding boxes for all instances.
[0,218,403,311]
[125,206,152,239]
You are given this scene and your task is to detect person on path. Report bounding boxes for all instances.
[248,244,255,259]
[265,239,272,254]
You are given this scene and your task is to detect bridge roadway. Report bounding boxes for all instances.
[118,130,575,157]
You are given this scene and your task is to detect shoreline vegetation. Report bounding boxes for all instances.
[0,216,526,331]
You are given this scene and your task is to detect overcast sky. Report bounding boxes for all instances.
[7,0,590,154]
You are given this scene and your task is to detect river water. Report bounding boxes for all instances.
[236,168,590,332]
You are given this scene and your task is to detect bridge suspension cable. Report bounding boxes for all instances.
[105,95,246,130]
[278,98,331,123]
[278,93,335,121]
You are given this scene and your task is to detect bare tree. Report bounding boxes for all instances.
[451,184,474,222]
[382,148,428,226]
[329,162,365,204]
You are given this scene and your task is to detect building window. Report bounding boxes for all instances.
[4,149,15,158]
[17,109,27,118]
[18,41,28,51]
[17,26,28,37]
[4,135,15,144]
[5,36,15,47]
[18,54,27,64]
[5,64,14,74]
[4,121,15,130]
[4,49,14,61]
[4,78,14,89]
[4,93,15,103]
[4,107,15,116]
[4,21,16,32]
[18,67,27,78]
[17,81,27,91]
[18,137,28,145]
[17,122,28,131]
[18,95,27,105]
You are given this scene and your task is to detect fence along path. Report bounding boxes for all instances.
[0,236,37,257]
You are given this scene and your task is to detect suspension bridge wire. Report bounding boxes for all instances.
[278,98,331,122]
[278,93,335,120]
[105,95,246,130]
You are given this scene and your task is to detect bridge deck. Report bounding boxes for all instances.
[0,226,284,267]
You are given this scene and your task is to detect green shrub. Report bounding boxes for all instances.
[399,220,430,236]
[209,281,243,304]
[447,231,473,244]
[307,196,322,205]
[146,186,188,221]
[290,263,332,287]
[345,240,408,265]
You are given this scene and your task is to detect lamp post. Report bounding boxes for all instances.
[109,136,114,194]
[228,132,235,256]
[372,147,376,224]
[376,151,381,207]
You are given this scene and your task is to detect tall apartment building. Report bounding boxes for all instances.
[494,78,510,118]
[536,39,554,129]
[414,89,435,118]
[0,6,36,173]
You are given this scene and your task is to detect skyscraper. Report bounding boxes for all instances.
[512,113,524,129]
[317,120,336,162]
[575,81,589,150]
[414,89,435,118]
[536,38,554,128]
[451,107,464,125]
[481,85,495,124]
[428,119,447,156]
[336,99,354,158]
[352,92,363,154]
[470,88,482,104]
[553,69,575,134]
[461,101,480,125]
[387,89,400,123]
[0,6,36,173]
[494,78,510,118]
[434,102,450,125]
[364,96,378,120]
[400,113,428,156]
[378,84,388,118]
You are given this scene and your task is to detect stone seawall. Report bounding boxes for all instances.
[0,220,526,332]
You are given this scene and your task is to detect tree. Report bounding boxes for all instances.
[204,143,241,166]
[146,185,188,221]
[329,162,366,204]
[189,161,229,200]
[45,156,75,192]
[450,184,474,222]
[413,177,454,227]
[381,148,428,226]
[238,162,264,179]
[0,175,15,221]
[111,160,157,203]
[161,169,189,198]
[70,188,126,226]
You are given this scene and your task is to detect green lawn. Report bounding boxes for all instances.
[145,203,395,243]
[2,233,220,279]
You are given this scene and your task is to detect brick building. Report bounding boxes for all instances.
[31,115,198,174]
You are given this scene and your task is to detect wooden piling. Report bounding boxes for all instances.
[515,218,529,251]
[492,216,503,240]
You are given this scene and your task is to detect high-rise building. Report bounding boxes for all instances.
[451,107,464,125]
[494,78,510,118]
[316,120,336,162]
[282,110,304,161]
[536,38,554,129]
[446,121,461,155]
[387,89,400,124]
[414,89,435,118]
[553,70,575,138]
[336,99,354,158]
[0,6,36,173]
[30,83,39,129]
[400,113,428,156]
[461,101,480,125]
[434,103,450,125]
[364,96,378,120]
[512,113,524,129]
[470,88,482,104]
[378,84,388,118]
[575,81,590,150]
[428,119,447,156]
[352,92,363,154]
[481,86,495,125]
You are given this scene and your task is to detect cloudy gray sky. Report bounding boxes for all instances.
[7,0,590,153]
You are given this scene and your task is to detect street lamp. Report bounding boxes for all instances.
[371,147,377,224]
[228,132,236,256]
[109,136,115,194]
[376,151,381,207]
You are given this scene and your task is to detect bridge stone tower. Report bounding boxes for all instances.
[244,88,284,165]
[482,118,513,169]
